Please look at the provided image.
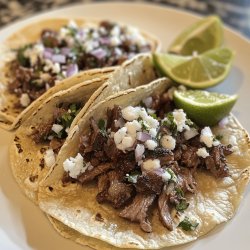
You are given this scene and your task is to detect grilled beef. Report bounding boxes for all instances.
[158,188,173,231]
[205,145,232,178]
[136,171,164,195]
[78,163,112,183]
[97,171,134,208]
[119,193,156,233]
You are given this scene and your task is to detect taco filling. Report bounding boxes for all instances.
[32,103,81,167]
[7,20,151,109]
[62,88,233,233]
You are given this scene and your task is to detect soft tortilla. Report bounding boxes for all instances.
[38,78,250,249]
[9,54,157,204]
[0,18,160,130]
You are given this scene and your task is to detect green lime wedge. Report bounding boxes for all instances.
[169,16,223,55]
[153,47,234,89]
[173,90,238,126]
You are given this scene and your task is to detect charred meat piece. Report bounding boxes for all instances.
[41,29,60,48]
[104,138,122,162]
[85,118,107,152]
[181,146,200,169]
[136,171,164,195]
[96,171,134,208]
[49,138,64,153]
[106,105,122,132]
[145,148,174,166]
[107,171,134,208]
[119,193,156,233]
[158,188,173,231]
[77,163,112,183]
[32,123,53,143]
[204,145,231,178]
[178,168,197,193]
[96,174,110,203]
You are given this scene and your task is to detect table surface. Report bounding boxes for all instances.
[0,0,250,39]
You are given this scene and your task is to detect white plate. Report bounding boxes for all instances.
[0,2,249,250]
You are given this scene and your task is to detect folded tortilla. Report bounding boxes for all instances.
[0,18,160,130]
[9,53,158,204]
[38,78,250,249]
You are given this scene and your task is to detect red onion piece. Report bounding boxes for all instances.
[90,48,107,60]
[136,132,151,142]
[52,54,66,64]
[61,47,71,55]
[43,50,53,59]
[77,29,86,40]
[99,37,110,45]
[219,116,229,128]
[143,96,153,108]
[66,64,79,77]
[135,144,145,162]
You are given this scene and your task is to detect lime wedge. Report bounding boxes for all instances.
[169,16,223,55]
[153,47,234,89]
[173,90,238,126]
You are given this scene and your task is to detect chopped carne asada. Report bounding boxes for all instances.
[7,20,152,109]
[62,88,233,232]
[32,103,81,166]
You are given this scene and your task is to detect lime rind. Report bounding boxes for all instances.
[173,90,238,126]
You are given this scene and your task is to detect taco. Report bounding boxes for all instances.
[38,77,250,249]
[9,54,158,203]
[0,17,160,130]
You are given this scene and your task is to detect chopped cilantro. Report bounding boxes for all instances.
[186,118,198,129]
[163,112,177,135]
[68,27,78,37]
[215,134,223,141]
[138,117,150,132]
[166,168,177,183]
[176,200,189,212]
[98,119,107,136]
[125,171,140,184]
[149,113,158,119]
[17,45,30,67]
[178,216,199,231]
[175,187,185,198]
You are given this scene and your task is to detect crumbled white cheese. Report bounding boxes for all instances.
[161,171,172,182]
[44,149,56,168]
[43,59,61,74]
[184,127,199,140]
[121,106,140,121]
[114,127,127,145]
[173,109,189,132]
[196,147,209,158]
[213,140,221,146]
[145,139,158,150]
[200,127,214,147]
[52,124,63,134]
[63,153,87,179]
[161,135,176,150]
[111,25,120,36]
[121,136,135,149]
[142,159,161,171]
[125,120,142,136]
[149,128,157,137]
[20,93,31,107]
[144,115,159,129]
